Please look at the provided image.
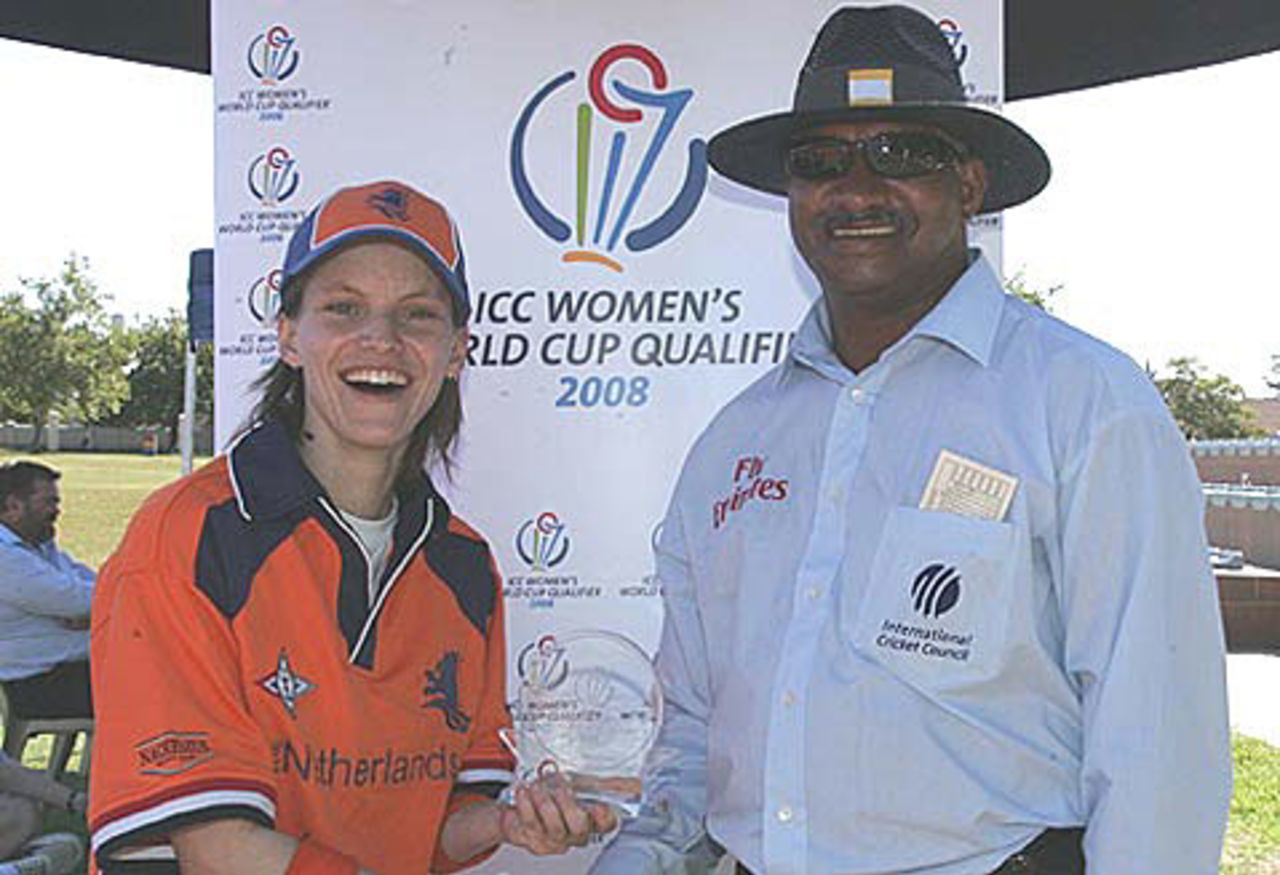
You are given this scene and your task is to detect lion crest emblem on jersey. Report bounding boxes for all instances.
[423,651,471,733]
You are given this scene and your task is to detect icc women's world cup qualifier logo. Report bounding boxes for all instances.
[516,512,571,572]
[248,269,283,326]
[510,44,708,273]
[247,25,300,84]
[248,146,301,207]
[516,635,570,692]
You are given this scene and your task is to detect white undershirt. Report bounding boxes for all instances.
[337,498,398,606]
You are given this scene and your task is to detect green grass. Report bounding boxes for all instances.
[0,450,204,566]
[1223,735,1280,874]
[2,451,1278,871]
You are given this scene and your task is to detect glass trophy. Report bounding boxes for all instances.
[504,630,662,817]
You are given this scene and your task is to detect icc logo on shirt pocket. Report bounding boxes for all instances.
[844,506,1017,694]
[910,562,962,618]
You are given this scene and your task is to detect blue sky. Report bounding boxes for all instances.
[0,36,1275,395]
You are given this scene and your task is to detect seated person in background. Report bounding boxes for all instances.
[0,462,94,719]
[0,750,86,862]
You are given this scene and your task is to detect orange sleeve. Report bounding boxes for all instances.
[89,483,278,864]
[432,559,515,873]
[455,557,517,781]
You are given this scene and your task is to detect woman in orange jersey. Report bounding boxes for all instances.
[88,181,614,875]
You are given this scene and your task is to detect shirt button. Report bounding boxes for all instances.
[849,387,866,403]
[782,690,797,707]
[807,587,821,601]
[777,805,794,823]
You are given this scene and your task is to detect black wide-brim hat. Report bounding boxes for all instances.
[708,5,1050,213]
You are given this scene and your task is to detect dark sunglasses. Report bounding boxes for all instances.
[785,131,968,181]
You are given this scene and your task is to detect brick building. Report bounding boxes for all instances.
[1191,437,1280,653]
[1193,438,1280,568]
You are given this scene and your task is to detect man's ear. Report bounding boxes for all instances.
[957,157,989,219]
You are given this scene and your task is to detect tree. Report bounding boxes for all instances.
[1154,357,1262,440]
[0,306,27,422]
[1267,354,1279,397]
[0,256,132,448]
[1005,271,1061,311]
[111,311,214,451]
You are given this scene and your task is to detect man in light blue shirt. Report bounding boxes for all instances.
[0,462,94,719]
[592,5,1230,874]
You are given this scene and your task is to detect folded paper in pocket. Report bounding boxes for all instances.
[920,449,1018,521]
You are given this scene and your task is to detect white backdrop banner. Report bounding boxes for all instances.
[212,2,1001,870]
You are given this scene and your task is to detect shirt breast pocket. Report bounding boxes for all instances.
[843,506,1016,695]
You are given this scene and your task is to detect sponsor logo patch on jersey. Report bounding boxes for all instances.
[258,647,316,718]
[423,651,471,733]
[135,731,214,776]
[712,454,790,529]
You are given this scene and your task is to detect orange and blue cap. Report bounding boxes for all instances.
[281,180,470,318]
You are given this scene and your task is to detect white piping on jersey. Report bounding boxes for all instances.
[224,424,260,522]
[91,788,276,856]
[317,495,435,666]
[456,767,517,785]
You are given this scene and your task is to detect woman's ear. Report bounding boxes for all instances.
[446,326,468,380]
[277,316,301,368]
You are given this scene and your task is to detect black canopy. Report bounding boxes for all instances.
[2,0,1279,99]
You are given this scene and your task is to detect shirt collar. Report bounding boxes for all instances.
[227,419,325,521]
[227,418,437,523]
[787,250,1004,381]
[0,522,24,548]
[907,251,1004,368]
[0,522,53,560]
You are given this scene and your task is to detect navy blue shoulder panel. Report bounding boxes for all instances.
[423,530,496,637]
[194,499,308,619]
